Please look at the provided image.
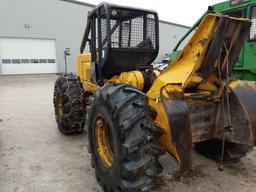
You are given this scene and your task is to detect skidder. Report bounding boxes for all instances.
[53,2,256,191]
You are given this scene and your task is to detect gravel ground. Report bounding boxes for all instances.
[0,74,256,192]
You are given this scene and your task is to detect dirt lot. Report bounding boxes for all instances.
[0,74,256,192]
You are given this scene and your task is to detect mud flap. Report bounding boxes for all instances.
[161,86,192,172]
[229,80,256,146]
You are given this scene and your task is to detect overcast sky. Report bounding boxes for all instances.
[80,0,225,26]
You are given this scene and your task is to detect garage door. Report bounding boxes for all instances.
[0,38,57,75]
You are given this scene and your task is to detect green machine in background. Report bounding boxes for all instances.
[169,0,256,80]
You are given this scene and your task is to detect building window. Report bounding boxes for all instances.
[21,59,30,63]
[30,59,39,63]
[250,7,256,40]
[2,59,11,64]
[12,59,21,64]
[39,59,47,63]
[2,58,56,64]
[48,59,56,63]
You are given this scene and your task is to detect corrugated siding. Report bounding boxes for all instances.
[0,0,92,74]
[158,22,189,61]
[0,0,189,74]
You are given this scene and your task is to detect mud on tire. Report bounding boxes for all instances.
[53,74,86,134]
[86,83,164,192]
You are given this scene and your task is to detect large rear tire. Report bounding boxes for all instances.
[194,139,252,162]
[87,84,164,192]
[53,74,86,135]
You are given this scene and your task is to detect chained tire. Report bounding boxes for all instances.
[86,83,164,192]
[194,139,252,162]
[53,74,86,135]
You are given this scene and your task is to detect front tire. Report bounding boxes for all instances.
[53,74,86,135]
[87,84,164,192]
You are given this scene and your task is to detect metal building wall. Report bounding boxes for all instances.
[158,21,189,61]
[0,0,93,74]
[0,0,189,75]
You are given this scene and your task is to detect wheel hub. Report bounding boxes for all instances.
[94,116,114,169]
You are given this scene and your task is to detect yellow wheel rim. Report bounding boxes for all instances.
[94,116,114,168]
[58,95,64,116]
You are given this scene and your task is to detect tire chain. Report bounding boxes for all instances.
[55,74,86,133]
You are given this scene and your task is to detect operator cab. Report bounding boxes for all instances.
[80,3,159,85]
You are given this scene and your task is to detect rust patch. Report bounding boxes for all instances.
[196,17,251,79]
[188,101,219,143]
[199,38,207,46]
